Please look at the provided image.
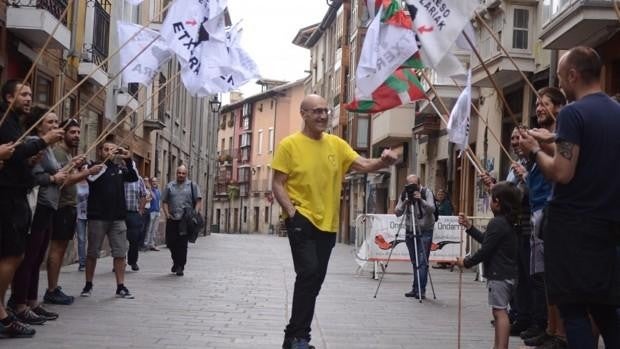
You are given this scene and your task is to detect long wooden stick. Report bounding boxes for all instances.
[0,0,75,129]
[420,71,485,174]
[450,77,516,164]
[79,71,180,165]
[462,32,521,127]
[474,12,557,121]
[457,155,466,349]
[16,1,175,143]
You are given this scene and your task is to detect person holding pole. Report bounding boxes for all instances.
[272,94,398,349]
[394,174,436,300]
[0,81,63,338]
[519,46,620,348]
[456,181,521,349]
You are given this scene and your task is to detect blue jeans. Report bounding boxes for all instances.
[558,303,620,348]
[76,218,88,267]
[405,228,433,294]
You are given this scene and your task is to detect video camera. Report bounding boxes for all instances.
[403,183,419,202]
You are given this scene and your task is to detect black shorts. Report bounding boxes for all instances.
[31,204,55,234]
[52,206,77,241]
[0,191,31,257]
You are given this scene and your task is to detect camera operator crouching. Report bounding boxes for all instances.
[394,174,437,299]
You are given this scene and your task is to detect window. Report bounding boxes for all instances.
[512,8,529,50]
[264,206,269,224]
[356,118,369,148]
[268,128,274,152]
[243,206,247,223]
[35,74,53,105]
[241,133,251,147]
[220,138,225,152]
[228,137,233,151]
[63,95,76,121]
[257,130,263,155]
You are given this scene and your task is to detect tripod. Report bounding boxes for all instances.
[373,198,436,302]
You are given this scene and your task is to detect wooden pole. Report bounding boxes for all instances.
[420,71,485,175]
[450,78,516,164]
[16,1,175,143]
[0,0,75,128]
[462,32,521,127]
[473,12,557,120]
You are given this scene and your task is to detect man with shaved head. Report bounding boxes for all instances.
[162,164,202,276]
[519,46,620,348]
[273,94,398,349]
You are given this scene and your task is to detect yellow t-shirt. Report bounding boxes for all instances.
[272,132,359,233]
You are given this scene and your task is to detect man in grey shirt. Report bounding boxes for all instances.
[162,165,202,276]
[395,174,436,299]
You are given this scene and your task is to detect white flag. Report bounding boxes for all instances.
[161,0,228,64]
[406,0,478,77]
[181,24,260,96]
[124,0,144,5]
[355,7,418,98]
[447,69,471,152]
[117,21,172,86]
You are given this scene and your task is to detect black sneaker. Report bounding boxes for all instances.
[404,290,425,299]
[537,336,568,349]
[115,286,135,299]
[81,283,93,297]
[0,316,36,338]
[15,308,46,325]
[131,264,140,271]
[78,265,85,272]
[524,331,553,346]
[510,321,530,336]
[176,266,184,276]
[43,287,75,305]
[282,337,315,349]
[31,305,58,321]
[171,264,177,273]
[520,326,544,340]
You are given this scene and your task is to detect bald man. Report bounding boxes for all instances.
[273,94,398,349]
[162,165,202,276]
[519,46,620,348]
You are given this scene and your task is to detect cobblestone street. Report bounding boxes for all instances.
[7,233,527,349]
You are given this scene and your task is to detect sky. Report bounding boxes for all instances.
[225,0,329,99]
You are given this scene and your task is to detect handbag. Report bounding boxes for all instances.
[185,181,204,243]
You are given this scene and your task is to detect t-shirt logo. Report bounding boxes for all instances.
[327,154,336,167]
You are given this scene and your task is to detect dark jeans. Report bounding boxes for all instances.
[284,213,336,342]
[140,212,150,247]
[126,211,144,265]
[11,204,53,304]
[166,219,189,269]
[530,272,547,329]
[405,228,433,294]
[558,303,620,348]
[514,233,533,325]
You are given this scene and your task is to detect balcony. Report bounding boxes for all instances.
[540,0,619,49]
[79,0,110,86]
[6,0,71,50]
[115,90,139,111]
[412,113,441,135]
[370,105,416,148]
[471,7,536,87]
[251,179,270,193]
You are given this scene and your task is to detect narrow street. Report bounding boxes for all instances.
[5,233,532,349]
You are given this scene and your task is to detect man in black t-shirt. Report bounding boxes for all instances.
[519,46,620,348]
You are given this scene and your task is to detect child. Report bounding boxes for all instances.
[456,181,521,349]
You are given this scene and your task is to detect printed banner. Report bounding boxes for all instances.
[356,214,465,263]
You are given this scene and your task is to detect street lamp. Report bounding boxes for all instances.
[209,95,222,113]
[208,95,222,233]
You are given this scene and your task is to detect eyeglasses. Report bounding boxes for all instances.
[303,108,331,117]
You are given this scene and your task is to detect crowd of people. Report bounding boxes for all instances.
[0,79,202,338]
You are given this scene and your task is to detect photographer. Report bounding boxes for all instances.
[395,174,436,299]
